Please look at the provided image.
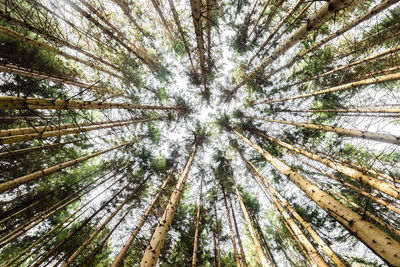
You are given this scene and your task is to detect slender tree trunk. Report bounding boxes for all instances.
[33,177,134,266]
[0,118,154,144]
[0,140,134,193]
[0,25,124,80]
[247,116,400,144]
[231,128,400,266]
[329,189,400,237]
[3,170,121,266]
[268,107,400,114]
[250,129,400,199]
[230,0,355,95]
[250,0,303,63]
[111,173,173,267]
[267,0,398,77]
[0,10,122,73]
[251,216,277,267]
[140,142,198,266]
[192,177,203,267]
[62,175,150,266]
[254,71,400,105]
[113,0,148,37]
[221,185,241,267]
[249,0,271,37]
[239,150,345,267]
[214,204,222,267]
[0,63,122,96]
[167,0,196,71]
[0,119,133,137]
[273,45,400,92]
[0,96,183,111]
[151,0,173,36]
[228,195,248,267]
[0,139,82,158]
[231,178,273,267]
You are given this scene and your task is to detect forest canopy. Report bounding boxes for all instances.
[0,0,400,266]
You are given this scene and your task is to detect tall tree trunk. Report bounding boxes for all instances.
[239,150,345,266]
[267,107,400,115]
[214,204,222,267]
[251,215,277,267]
[0,118,154,144]
[221,185,241,267]
[249,0,271,37]
[231,178,273,267]
[254,71,400,105]
[62,175,150,266]
[230,0,355,96]
[0,96,183,111]
[192,177,203,267]
[0,139,82,158]
[268,0,399,77]
[249,0,304,64]
[4,170,121,266]
[228,195,248,267]
[113,0,148,37]
[250,129,400,199]
[231,128,400,265]
[0,63,122,96]
[33,176,135,266]
[0,25,124,80]
[0,140,135,193]
[151,0,173,36]
[247,116,400,144]
[111,173,173,267]
[139,142,198,266]
[272,45,400,92]
[167,0,196,71]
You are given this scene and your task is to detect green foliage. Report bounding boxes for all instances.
[148,122,162,145]
[150,155,167,173]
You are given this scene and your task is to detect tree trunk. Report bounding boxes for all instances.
[3,170,120,266]
[247,116,400,145]
[0,25,124,80]
[268,107,400,114]
[151,0,173,36]
[0,139,82,158]
[250,0,304,64]
[273,45,400,92]
[0,96,183,111]
[0,118,154,144]
[249,0,271,37]
[230,0,354,95]
[0,63,123,97]
[139,142,198,266]
[231,128,400,266]
[231,178,274,267]
[0,140,134,193]
[191,177,203,267]
[113,0,148,37]
[62,175,150,266]
[268,0,398,77]
[228,195,248,267]
[239,150,345,267]
[221,185,241,267]
[167,0,196,71]
[111,173,173,267]
[250,129,400,199]
[33,176,135,266]
[255,71,400,105]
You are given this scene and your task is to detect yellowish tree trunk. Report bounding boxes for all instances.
[231,128,400,265]
[139,142,198,266]
[111,173,173,267]
[247,116,400,144]
[231,0,354,95]
[191,178,203,267]
[250,129,400,199]
[239,151,345,267]
[229,196,248,267]
[0,140,135,193]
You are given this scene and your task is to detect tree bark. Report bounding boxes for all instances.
[250,129,400,199]
[191,177,203,267]
[139,142,198,266]
[111,173,173,267]
[231,128,400,266]
[239,150,345,266]
[247,116,400,145]
[0,140,135,193]
[228,195,248,267]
